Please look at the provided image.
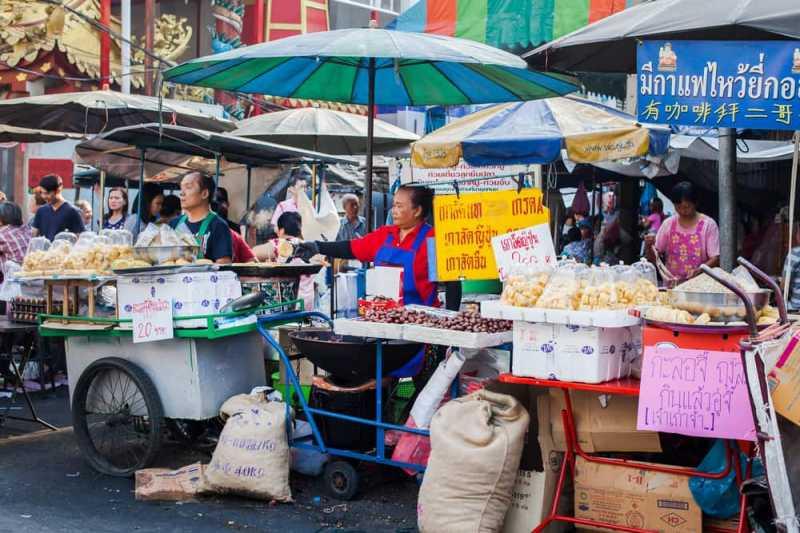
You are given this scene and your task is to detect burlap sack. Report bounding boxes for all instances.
[204,394,292,502]
[418,390,529,533]
[135,463,206,501]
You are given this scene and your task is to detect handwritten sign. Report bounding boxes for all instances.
[433,188,550,281]
[491,223,556,281]
[132,298,174,343]
[638,40,800,131]
[637,346,756,441]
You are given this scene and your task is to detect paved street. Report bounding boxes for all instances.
[0,389,419,533]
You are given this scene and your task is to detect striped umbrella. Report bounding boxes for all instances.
[411,96,670,168]
[164,26,577,228]
[389,0,645,52]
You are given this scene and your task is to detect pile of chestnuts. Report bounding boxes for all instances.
[364,308,511,333]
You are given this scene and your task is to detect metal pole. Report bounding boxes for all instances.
[121,0,131,94]
[144,0,155,96]
[245,166,252,209]
[784,131,800,303]
[718,127,737,271]
[364,57,376,231]
[99,170,106,229]
[136,149,146,235]
[214,155,220,187]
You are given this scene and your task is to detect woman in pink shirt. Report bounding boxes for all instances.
[647,182,720,282]
[643,197,666,234]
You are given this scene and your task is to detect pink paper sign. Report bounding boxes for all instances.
[637,346,756,441]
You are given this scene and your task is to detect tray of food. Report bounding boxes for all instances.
[221,263,323,278]
[112,260,216,276]
[668,269,771,323]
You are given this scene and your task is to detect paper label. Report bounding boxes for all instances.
[132,298,174,343]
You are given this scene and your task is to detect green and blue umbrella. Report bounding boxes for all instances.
[163,27,577,227]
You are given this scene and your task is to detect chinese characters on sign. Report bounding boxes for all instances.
[637,40,800,130]
[132,298,174,343]
[433,188,550,281]
[636,346,756,440]
[491,223,556,281]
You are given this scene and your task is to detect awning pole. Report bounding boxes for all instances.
[718,127,737,271]
[99,170,106,229]
[245,166,252,210]
[214,155,220,187]
[136,148,146,235]
[784,131,800,303]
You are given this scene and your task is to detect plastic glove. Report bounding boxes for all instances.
[293,241,319,263]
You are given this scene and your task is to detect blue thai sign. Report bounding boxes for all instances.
[637,40,800,131]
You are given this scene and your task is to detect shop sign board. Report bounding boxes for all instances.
[132,298,174,343]
[637,345,756,440]
[491,223,556,281]
[433,188,549,281]
[395,159,528,194]
[637,40,800,130]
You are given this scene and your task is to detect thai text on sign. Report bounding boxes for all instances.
[636,346,756,440]
[132,298,174,343]
[637,40,800,131]
[433,188,550,281]
[491,223,556,281]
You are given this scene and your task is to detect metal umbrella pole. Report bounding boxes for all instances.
[785,131,800,303]
[364,58,376,231]
[136,148,146,235]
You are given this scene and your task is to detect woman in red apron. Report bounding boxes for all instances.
[648,181,720,282]
[297,185,438,376]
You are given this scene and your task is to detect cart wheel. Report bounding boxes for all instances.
[324,461,359,501]
[71,357,164,477]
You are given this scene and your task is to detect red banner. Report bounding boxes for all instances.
[28,158,74,189]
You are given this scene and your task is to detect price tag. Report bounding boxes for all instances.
[131,298,174,343]
[491,223,556,281]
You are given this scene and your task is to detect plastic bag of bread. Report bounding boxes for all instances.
[579,265,619,311]
[500,265,552,308]
[535,261,588,310]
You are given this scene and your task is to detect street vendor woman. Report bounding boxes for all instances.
[297,185,437,307]
[647,181,720,282]
[172,172,232,264]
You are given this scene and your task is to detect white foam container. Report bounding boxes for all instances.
[512,321,642,383]
[333,318,404,340]
[481,300,641,328]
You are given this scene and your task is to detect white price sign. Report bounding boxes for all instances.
[131,298,174,343]
[491,223,556,281]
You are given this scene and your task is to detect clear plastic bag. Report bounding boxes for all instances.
[578,265,619,310]
[500,264,552,308]
[535,262,587,310]
[134,223,160,247]
[53,231,78,245]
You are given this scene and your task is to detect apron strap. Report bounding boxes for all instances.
[177,212,217,259]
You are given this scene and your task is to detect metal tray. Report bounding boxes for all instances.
[669,288,770,322]
[112,264,218,276]
[221,263,323,278]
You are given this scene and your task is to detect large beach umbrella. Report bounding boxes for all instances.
[410,96,670,168]
[0,125,86,143]
[164,26,577,228]
[233,107,419,155]
[0,90,234,134]
[523,0,800,73]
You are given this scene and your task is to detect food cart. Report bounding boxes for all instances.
[23,124,352,476]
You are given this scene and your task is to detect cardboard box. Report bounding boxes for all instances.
[486,382,570,533]
[513,322,641,383]
[365,266,402,300]
[118,271,241,328]
[549,389,661,453]
[768,331,800,426]
[574,456,701,533]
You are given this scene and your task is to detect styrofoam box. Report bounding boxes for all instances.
[481,300,641,327]
[512,321,642,383]
[118,271,242,328]
[333,318,404,340]
[403,324,512,349]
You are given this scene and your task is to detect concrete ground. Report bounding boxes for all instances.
[0,388,419,533]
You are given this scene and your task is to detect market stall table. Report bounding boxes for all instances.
[497,373,752,533]
[0,318,57,431]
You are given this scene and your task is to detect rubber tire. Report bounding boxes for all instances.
[71,357,164,477]
[324,461,359,501]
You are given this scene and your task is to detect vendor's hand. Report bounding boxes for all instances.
[643,234,656,245]
[293,241,319,263]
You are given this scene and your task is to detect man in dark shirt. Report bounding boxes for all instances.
[32,174,85,240]
[172,172,232,263]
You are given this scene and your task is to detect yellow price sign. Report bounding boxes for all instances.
[433,188,550,281]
